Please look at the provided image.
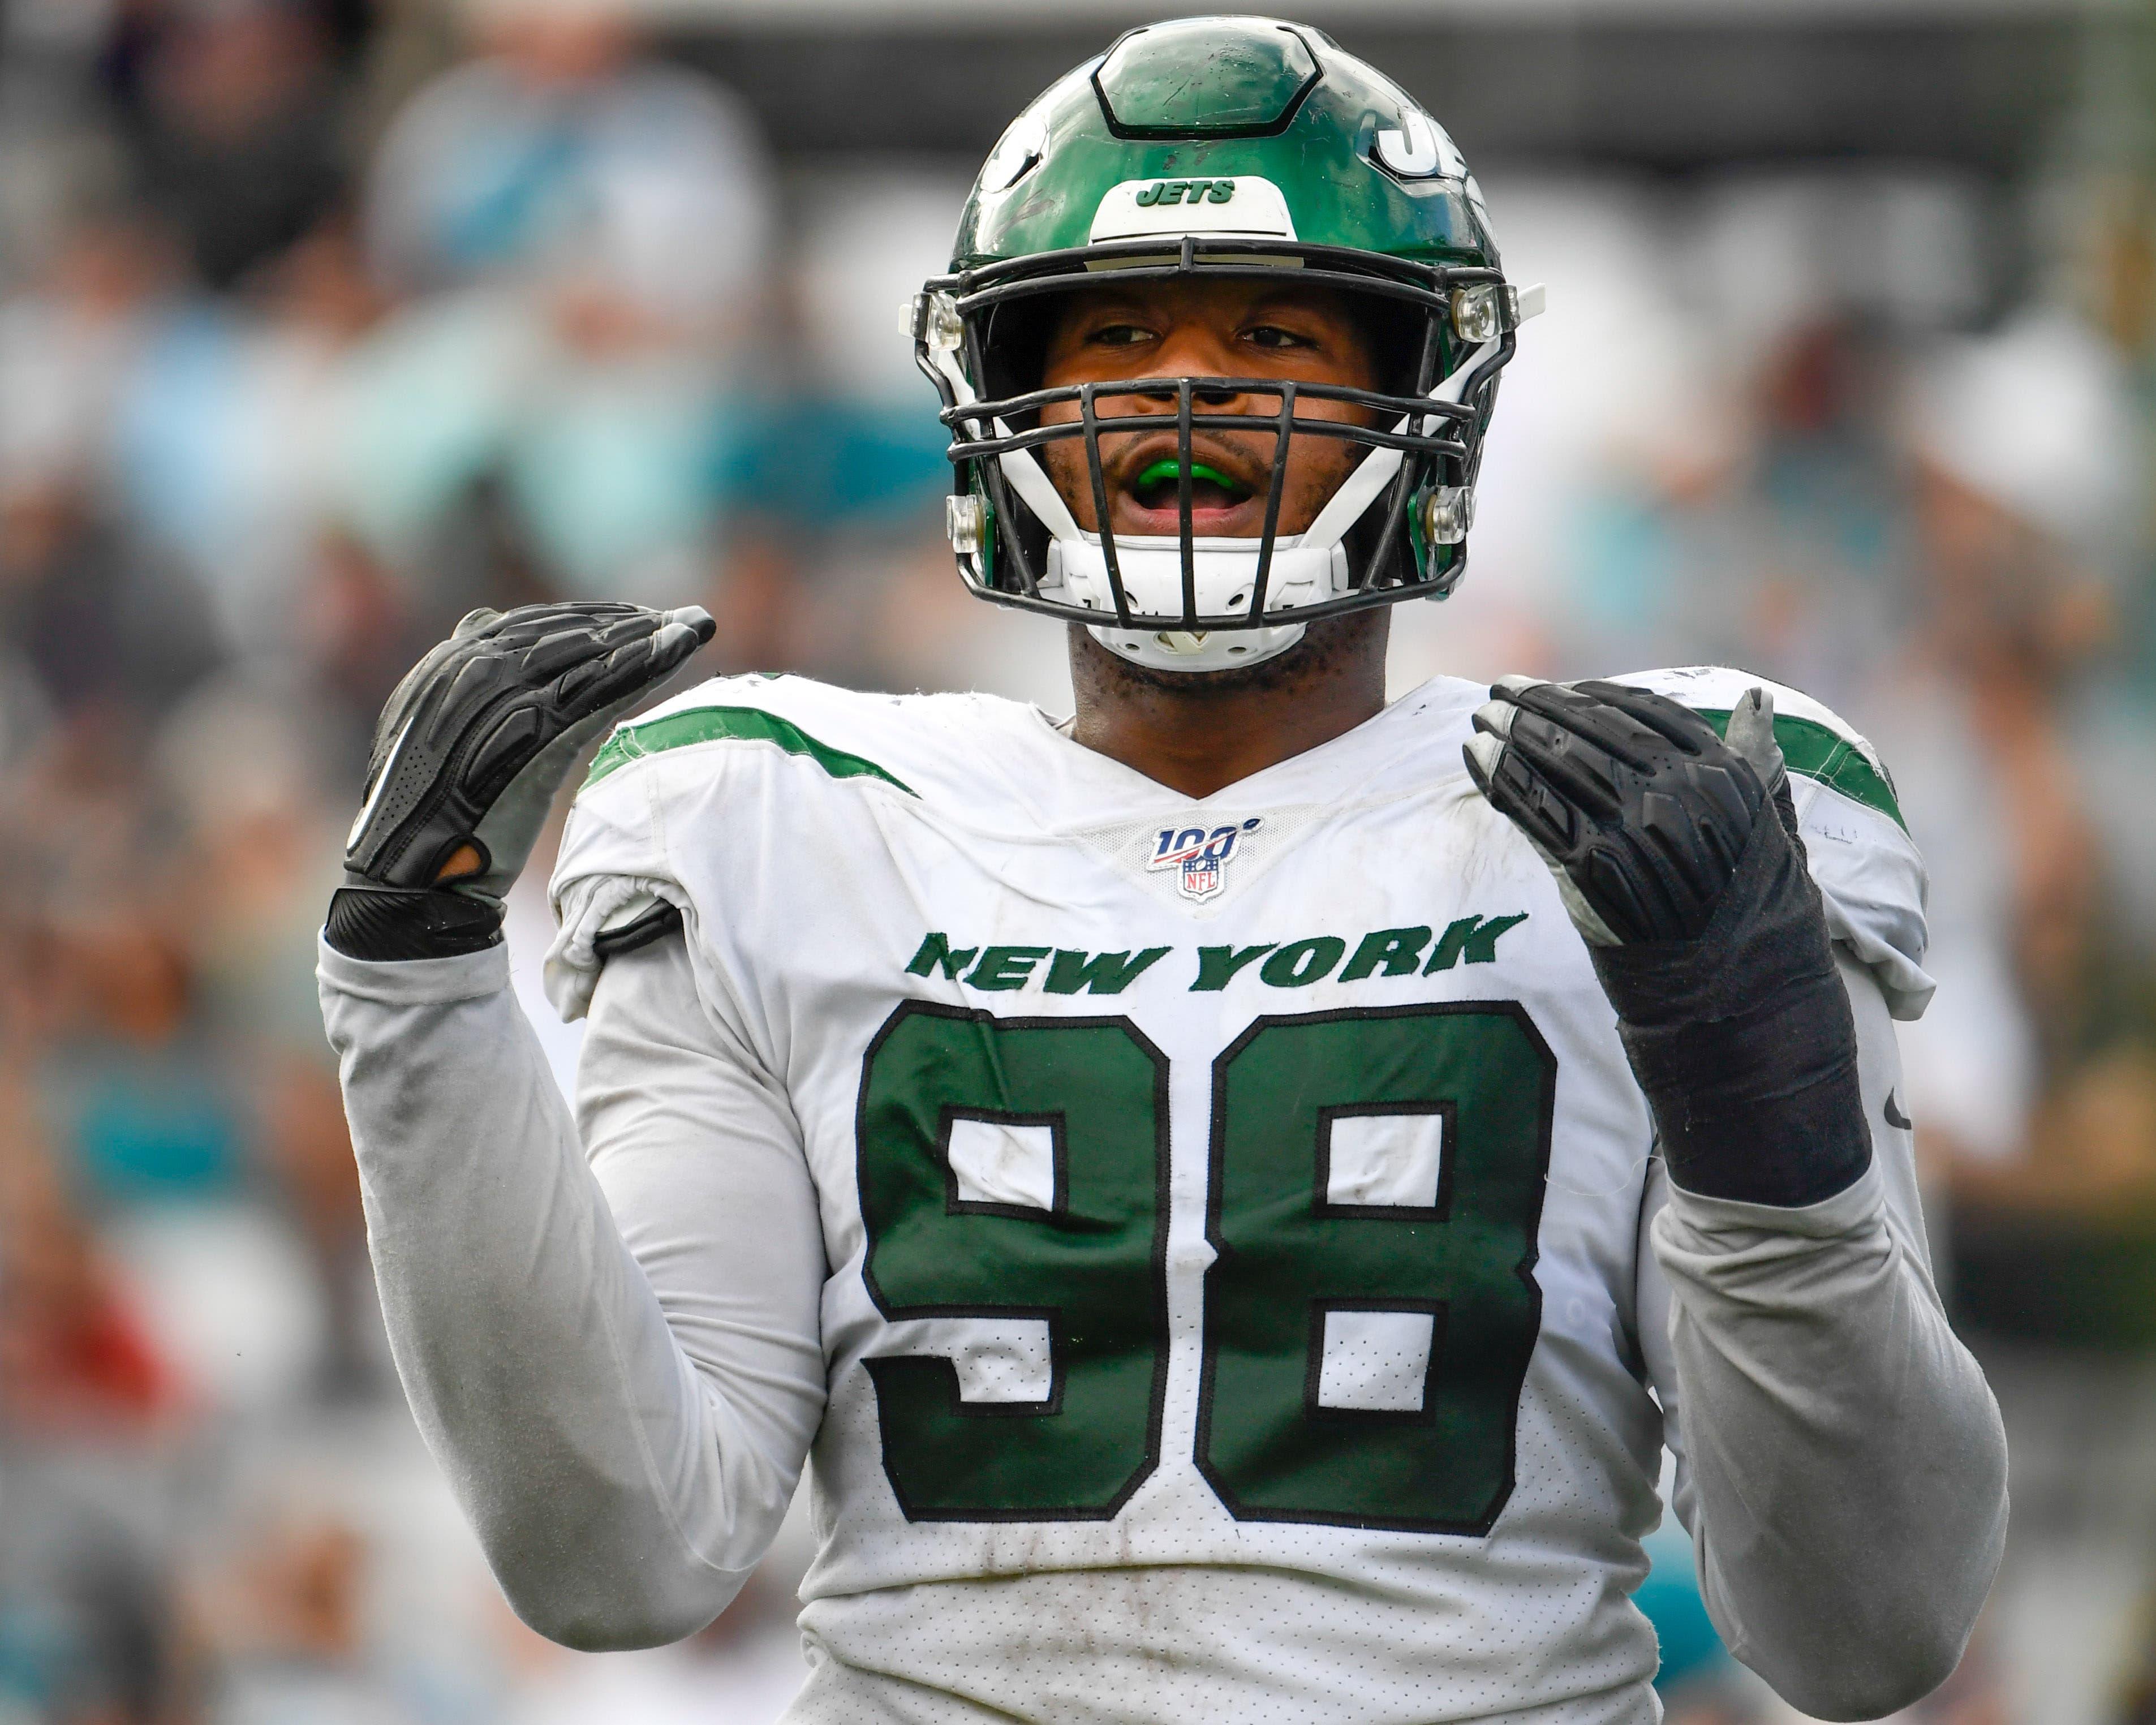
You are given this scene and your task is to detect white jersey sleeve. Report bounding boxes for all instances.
[317,901,825,1648]
[1615,669,2006,1717]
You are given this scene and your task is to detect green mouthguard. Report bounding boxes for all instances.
[1134,458,1249,497]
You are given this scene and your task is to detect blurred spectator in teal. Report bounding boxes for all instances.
[1555,312,1916,712]
[110,209,402,666]
[0,193,334,665]
[350,0,774,603]
[366,2,765,323]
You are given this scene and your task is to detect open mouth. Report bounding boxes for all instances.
[1114,454,1267,536]
[1131,458,1252,513]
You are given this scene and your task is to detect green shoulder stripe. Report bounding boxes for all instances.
[1696,708,1905,833]
[584,705,915,795]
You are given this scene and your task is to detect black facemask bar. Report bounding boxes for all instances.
[915,234,1522,634]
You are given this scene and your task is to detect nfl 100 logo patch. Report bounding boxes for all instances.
[1147,818,1262,902]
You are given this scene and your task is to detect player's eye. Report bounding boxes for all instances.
[1243,324,1316,350]
[1089,324,1157,347]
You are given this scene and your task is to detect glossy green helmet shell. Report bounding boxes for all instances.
[958,19,1499,272]
[915,16,1538,674]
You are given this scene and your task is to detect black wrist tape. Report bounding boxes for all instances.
[325,884,505,962]
[1589,803,1870,1208]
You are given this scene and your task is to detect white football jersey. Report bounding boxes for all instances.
[545,664,1930,1723]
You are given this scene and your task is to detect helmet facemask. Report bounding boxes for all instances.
[916,234,1530,674]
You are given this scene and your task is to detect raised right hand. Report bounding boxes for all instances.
[326,602,714,962]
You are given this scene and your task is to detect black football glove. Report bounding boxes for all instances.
[326,601,715,963]
[1463,678,1869,1207]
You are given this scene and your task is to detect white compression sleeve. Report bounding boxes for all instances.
[319,932,827,1650]
[1638,949,2008,1720]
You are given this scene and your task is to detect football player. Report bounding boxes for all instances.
[320,19,2007,1723]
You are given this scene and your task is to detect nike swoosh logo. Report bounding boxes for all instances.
[348,711,418,854]
[1884,1089,1913,1130]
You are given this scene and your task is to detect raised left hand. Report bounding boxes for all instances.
[1462,677,1868,1208]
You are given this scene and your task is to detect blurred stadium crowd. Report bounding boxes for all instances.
[0,1,2153,1721]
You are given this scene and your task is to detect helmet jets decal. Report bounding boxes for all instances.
[914,16,1543,673]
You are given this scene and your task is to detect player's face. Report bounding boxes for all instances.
[1036,279,1382,540]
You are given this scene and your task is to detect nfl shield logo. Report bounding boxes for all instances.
[1147,818,1261,903]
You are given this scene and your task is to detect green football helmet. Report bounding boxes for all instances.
[914,15,1540,674]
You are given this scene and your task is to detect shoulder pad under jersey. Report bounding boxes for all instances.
[1606,666,1933,1020]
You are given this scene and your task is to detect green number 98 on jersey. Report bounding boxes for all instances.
[857,1000,1556,1533]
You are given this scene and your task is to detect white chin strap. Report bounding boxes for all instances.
[936,337,1501,675]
